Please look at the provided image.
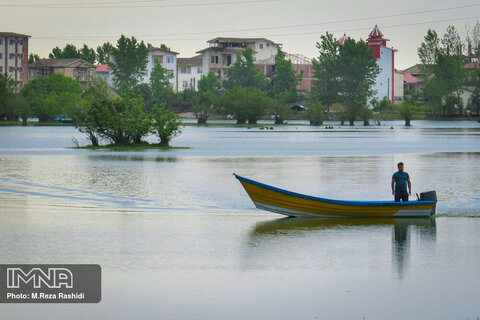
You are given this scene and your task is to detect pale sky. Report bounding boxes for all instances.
[1,0,479,69]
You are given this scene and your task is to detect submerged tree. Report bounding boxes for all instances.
[151,104,182,146]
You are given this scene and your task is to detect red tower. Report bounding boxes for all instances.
[366,24,389,59]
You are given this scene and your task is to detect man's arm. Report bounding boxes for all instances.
[407,178,412,195]
[391,178,396,195]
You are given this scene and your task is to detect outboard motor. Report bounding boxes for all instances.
[420,191,437,215]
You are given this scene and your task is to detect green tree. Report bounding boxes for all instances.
[312,32,342,114]
[150,59,174,106]
[28,53,40,64]
[307,102,325,126]
[20,73,83,123]
[338,38,379,125]
[224,47,268,90]
[395,103,425,126]
[109,35,149,89]
[198,72,221,94]
[49,44,81,60]
[79,44,97,64]
[270,50,301,100]
[96,42,115,64]
[419,26,466,117]
[194,72,221,124]
[220,86,273,124]
[271,90,293,124]
[151,104,182,146]
[0,73,18,119]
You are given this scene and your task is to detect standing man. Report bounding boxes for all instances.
[392,162,411,202]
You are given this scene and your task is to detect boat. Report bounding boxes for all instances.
[234,174,437,218]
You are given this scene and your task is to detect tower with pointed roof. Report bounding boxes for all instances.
[366,25,396,103]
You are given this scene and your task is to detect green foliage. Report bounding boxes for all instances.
[49,44,97,64]
[307,102,325,126]
[20,73,83,123]
[159,44,171,51]
[271,90,293,124]
[220,86,273,124]
[28,53,40,64]
[394,103,426,126]
[418,26,466,117]
[224,47,268,90]
[151,104,182,146]
[338,37,380,125]
[198,72,221,94]
[270,50,301,101]
[312,32,341,113]
[372,96,393,112]
[109,35,149,89]
[467,73,480,115]
[150,59,174,106]
[96,42,115,65]
[0,73,18,119]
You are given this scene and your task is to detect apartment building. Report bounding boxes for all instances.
[0,32,30,88]
[197,37,280,79]
[177,55,203,91]
[29,58,96,88]
[140,47,179,91]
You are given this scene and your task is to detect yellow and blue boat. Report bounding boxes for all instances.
[234,174,437,218]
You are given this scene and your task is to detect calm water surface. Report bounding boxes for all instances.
[1,121,480,319]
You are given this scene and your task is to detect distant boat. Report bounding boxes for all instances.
[234,174,437,218]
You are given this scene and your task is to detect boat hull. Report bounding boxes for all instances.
[235,174,436,218]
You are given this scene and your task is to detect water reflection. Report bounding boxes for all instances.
[248,217,437,279]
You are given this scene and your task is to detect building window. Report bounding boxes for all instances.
[30,69,38,77]
[166,56,174,64]
[9,66,14,72]
[0,67,2,72]
[19,39,23,46]
[180,67,187,74]
[259,43,264,49]
[18,67,23,73]
[182,81,189,88]
[9,53,15,59]
[18,54,23,60]
[9,39,15,45]
[18,81,23,87]
[0,53,3,59]
[167,70,174,76]
[197,67,202,74]
[211,55,218,64]
[0,39,3,45]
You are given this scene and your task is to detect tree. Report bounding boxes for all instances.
[109,35,149,89]
[307,102,325,126]
[418,26,466,117]
[195,72,221,124]
[150,59,174,107]
[312,32,342,114]
[79,44,97,64]
[270,50,301,100]
[0,73,18,120]
[96,42,115,65]
[338,38,379,125]
[28,53,40,64]
[220,86,273,124]
[395,103,425,126]
[150,104,182,146]
[224,47,268,90]
[271,90,293,124]
[49,44,97,64]
[20,73,83,123]
[467,72,480,115]
[198,72,221,94]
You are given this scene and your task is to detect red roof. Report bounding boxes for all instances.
[369,24,384,38]
[96,65,109,72]
[464,61,480,70]
[338,33,347,46]
[403,72,419,84]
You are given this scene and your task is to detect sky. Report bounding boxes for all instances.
[1,0,479,70]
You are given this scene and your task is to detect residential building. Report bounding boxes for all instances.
[197,37,280,80]
[0,32,30,88]
[95,64,113,86]
[366,25,396,104]
[403,64,425,78]
[394,70,404,103]
[177,55,203,91]
[28,58,95,88]
[403,71,420,91]
[255,53,313,91]
[140,47,179,91]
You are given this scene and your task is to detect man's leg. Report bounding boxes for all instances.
[401,191,409,202]
[394,192,401,202]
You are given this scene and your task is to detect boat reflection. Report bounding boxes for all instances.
[247,217,437,279]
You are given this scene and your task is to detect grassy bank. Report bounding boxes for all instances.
[70,143,190,151]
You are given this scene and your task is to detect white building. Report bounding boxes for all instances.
[366,25,397,103]
[140,47,179,91]
[177,55,203,91]
[196,37,280,80]
[0,32,30,88]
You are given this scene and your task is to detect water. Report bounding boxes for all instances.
[1,121,480,319]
